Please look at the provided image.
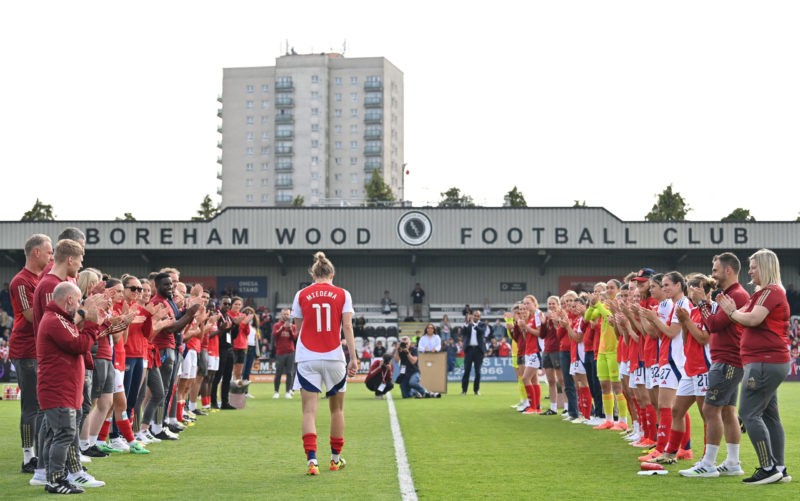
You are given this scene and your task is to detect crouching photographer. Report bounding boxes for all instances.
[394,337,441,399]
[365,354,394,399]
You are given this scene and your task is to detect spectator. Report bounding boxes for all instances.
[493,315,508,339]
[497,337,511,357]
[462,304,472,317]
[486,337,499,357]
[440,314,452,341]
[271,308,297,399]
[444,338,457,372]
[418,323,442,353]
[411,283,425,321]
[373,340,386,358]
[354,316,366,338]
[381,290,393,315]
[365,354,394,399]
[0,282,12,316]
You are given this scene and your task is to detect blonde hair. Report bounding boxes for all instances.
[523,295,539,310]
[77,269,102,298]
[749,248,783,291]
[561,290,578,300]
[309,251,335,279]
[54,239,84,264]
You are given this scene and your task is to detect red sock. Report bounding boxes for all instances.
[638,402,647,436]
[666,427,683,454]
[580,387,592,418]
[98,419,112,442]
[525,385,536,408]
[682,413,692,449]
[177,401,185,421]
[202,396,210,407]
[646,405,657,441]
[656,407,672,452]
[330,436,344,455]
[533,384,541,411]
[303,433,317,461]
[116,419,135,443]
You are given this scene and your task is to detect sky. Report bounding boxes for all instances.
[2,1,799,222]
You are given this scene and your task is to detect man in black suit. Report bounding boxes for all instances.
[461,311,490,395]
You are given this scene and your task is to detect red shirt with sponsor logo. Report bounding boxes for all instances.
[740,285,791,365]
[523,312,542,356]
[640,297,660,367]
[9,267,39,359]
[683,307,711,377]
[541,316,560,353]
[32,273,67,340]
[36,303,100,410]
[150,294,178,350]
[700,283,749,367]
[232,313,249,351]
[186,318,203,352]
[272,320,298,355]
[125,302,151,358]
[291,282,353,363]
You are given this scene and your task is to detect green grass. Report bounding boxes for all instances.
[1,382,798,500]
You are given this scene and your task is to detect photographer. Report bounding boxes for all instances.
[394,336,440,398]
[365,354,394,399]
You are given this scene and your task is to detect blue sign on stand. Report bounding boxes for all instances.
[447,356,517,382]
[217,276,267,298]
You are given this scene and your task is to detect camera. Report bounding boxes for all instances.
[399,341,408,350]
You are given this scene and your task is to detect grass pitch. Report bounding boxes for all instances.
[1,382,797,500]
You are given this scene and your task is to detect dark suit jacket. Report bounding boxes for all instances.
[462,320,490,354]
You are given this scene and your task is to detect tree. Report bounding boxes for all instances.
[115,212,136,221]
[721,208,755,222]
[573,200,587,208]
[191,194,219,221]
[504,186,527,207]
[438,187,475,208]
[365,169,395,204]
[644,184,691,222]
[21,198,55,221]
[291,195,305,207]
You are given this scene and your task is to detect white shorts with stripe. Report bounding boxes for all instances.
[114,368,125,393]
[293,359,347,396]
[208,355,220,371]
[180,349,198,379]
[645,364,659,389]
[525,353,542,369]
[631,364,645,389]
[658,364,680,390]
[619,361,630,377]
[677,373,708,397]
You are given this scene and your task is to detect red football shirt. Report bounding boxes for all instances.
[291,282,353,363]
[9,267,39,359]
[701,283,749,367]
[739,285,791,365]
[640,297,660,367]
[683,307,711,377]
[125,302,150,359]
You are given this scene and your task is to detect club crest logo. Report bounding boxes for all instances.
[397,211,432,246]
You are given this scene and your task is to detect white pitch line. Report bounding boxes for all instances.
[386,393,418,501]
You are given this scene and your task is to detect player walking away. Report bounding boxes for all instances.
[291,252,358,476]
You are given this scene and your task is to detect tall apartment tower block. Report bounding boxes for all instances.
[217,53,404,207]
